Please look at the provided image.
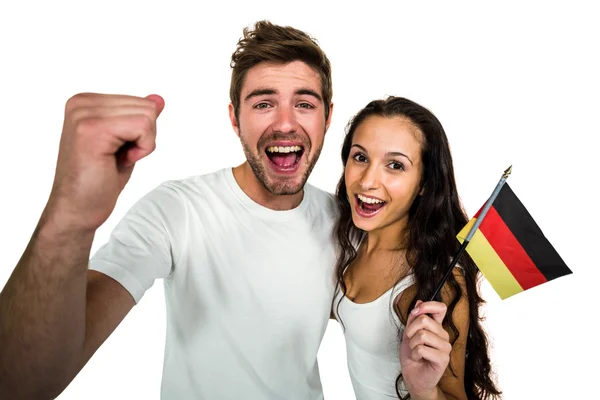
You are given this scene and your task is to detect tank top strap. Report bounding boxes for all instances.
[390,273,415,298]
[388,273,416,327]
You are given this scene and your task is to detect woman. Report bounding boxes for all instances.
[332,96,501,399]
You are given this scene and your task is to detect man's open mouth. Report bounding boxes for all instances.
[265,145,305,172]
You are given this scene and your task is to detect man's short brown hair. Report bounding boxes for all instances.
[230,20,333,121]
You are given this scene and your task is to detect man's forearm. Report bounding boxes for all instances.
[0,209,95,398]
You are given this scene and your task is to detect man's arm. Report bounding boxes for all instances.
[81,271,135,370]
[0,217,134,398]
[0,92,164,399]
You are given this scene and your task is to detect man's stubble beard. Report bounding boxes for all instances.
[239,127,324,196]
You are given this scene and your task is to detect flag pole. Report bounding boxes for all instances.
[428,165,513,302]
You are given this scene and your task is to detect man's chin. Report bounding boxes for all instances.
[263,177,305,195]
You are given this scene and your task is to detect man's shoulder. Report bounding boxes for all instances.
[306,183,335,202]
[158,168,229,197]
[132,168,230,214]
[305,183,338,220]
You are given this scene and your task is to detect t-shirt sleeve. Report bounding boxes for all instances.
[88,182,186,303]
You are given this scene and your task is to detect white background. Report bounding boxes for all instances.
[0,1,597,399]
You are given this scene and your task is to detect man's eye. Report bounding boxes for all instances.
[297,103,314,109]
[254,102,271,109]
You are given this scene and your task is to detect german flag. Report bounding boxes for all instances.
[457,183,572,299]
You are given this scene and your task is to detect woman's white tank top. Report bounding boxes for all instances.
[333,274,415,399]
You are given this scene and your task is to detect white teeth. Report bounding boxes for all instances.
[357,194,384,204]
[266,145,302,153]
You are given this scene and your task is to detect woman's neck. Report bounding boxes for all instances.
[361,218,409,256]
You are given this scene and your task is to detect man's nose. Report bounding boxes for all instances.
[271,105,298,134]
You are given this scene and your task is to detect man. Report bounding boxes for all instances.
[0,20,336,399]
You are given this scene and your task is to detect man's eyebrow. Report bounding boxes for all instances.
[296,89,322,102]
[244,88,277,101]
[243,88,323,102]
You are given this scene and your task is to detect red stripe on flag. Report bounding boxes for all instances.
[479,206,548,290]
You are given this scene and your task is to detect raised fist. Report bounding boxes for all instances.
[45,93,165,232]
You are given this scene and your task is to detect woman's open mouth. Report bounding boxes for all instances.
[354,193,386,218]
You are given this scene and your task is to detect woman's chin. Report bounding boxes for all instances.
[351,215,379,232]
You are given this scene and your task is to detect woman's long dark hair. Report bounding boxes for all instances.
[333,96,501,399]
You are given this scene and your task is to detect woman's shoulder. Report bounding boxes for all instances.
[393,266,468,324]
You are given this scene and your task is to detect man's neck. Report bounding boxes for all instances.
[232,162,304,211]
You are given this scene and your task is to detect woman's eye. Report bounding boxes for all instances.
[389,161,404,171]
[353,153,367,162]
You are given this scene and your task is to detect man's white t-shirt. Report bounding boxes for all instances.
[89,167,338,399]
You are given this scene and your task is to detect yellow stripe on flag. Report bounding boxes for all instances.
[457,219,523,299]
